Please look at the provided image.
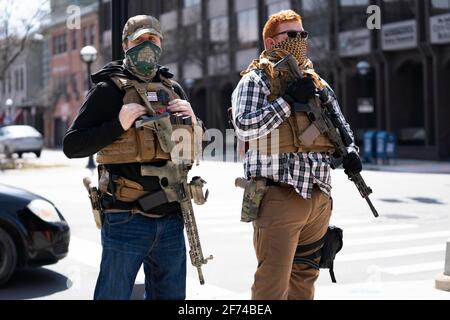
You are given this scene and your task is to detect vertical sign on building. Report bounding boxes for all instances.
[430,13,450,44]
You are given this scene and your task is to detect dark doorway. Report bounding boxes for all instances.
[439,60,450,158]
[391,60,425,146]
[345,70,377,144]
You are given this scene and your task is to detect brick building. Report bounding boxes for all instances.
[41,0,101,147]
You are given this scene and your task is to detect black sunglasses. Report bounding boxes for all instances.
[272,30,309,39]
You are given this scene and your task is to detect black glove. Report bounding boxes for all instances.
[342,151,362,175]
[283,76,316,106]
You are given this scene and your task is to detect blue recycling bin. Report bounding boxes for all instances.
[386,132,397,163]
[363,131,377,163]
[376,131,389,164]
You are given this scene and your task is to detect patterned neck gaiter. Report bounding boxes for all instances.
[273,35,308,66]
[124,40,162,81]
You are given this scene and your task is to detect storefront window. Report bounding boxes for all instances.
[267,0,291,16]
[210,16,229,52]
[382,0,416,23]
[184,0,200,8]
[339,0,370,31]
[238,8,258,46]
[431,0,450,14]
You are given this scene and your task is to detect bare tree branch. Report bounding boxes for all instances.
[0,0,49,81]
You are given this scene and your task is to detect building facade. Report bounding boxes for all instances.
[41,0,101,148]
[0,37,45,133]
[102,0,450,160]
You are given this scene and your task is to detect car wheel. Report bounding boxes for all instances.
[17,152,23,158]
[0,227,17,286]
[35,150,41,158]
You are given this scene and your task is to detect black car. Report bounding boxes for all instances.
[0,184,70,286]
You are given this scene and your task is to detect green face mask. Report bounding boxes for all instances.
[125,40,162,80]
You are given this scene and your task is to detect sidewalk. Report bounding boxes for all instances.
[363,159,450,174]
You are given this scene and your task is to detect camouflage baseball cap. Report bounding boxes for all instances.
[122,15,163,42]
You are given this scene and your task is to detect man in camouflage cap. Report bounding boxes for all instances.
[122,15,164,42]
[64,15,201,300]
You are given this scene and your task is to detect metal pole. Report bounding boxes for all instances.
[86,61,96,169]
[112,0,128,61]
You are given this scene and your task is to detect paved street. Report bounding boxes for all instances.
[0,150,449,300]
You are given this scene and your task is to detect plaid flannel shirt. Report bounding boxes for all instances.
[231,69,355,199]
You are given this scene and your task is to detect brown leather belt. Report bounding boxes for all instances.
[266,179,292,188]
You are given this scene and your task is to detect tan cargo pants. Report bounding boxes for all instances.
[251,184,332,300]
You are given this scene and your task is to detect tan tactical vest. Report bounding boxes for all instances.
[96,75,200,164]
[246,51,334,155]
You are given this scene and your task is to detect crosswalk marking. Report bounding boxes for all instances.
[378,262,444,275]
[343,224,418,234]
[337,244,445,262]
[233,223,418,238]
[345,230,450,247]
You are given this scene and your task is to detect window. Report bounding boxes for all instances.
[339,0,369,6]
[7,72,11,93]
[82,27,88,46]
[431,0,450,14]
[72,30,77,50]
[184,0,200,7]
[52,33,68,54]
[267,1,291,16]
[19,68,24,91]
[339,0,370,31]
[210,16,229,52]
[62,32,67,52]
[303,0,329,13]
[432,0,450,8]
[14,70,19,91]
[71,73,79,100]
[89,25,96,45]
[382,0,416,23]
[161,0,177,13]
[238,8,258,45]
[52,36,57,55]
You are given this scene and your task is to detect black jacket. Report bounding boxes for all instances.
[63,61,188,215]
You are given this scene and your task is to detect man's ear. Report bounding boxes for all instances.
[122,41,128,52]
[264,37,275,50]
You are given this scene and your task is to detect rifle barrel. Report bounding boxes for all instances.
[365,196,379,218]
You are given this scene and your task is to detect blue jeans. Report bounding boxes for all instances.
[93,212,186,300]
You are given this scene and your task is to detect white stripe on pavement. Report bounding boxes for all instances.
[211,226,253,233]
[345,230,450,247]
[337,244,445,262]
[329,218,375,226]
[241,223,419,239]
[217,223,419,234]
[378,262,444,275]
[343,224,418,234]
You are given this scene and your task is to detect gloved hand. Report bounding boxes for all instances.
[342,150,362,175]
[283,75,316,106]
